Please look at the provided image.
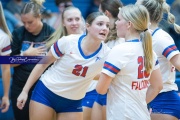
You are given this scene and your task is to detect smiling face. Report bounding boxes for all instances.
[63,8,83,35]
[87,15,110,41]
[21,13,42,34]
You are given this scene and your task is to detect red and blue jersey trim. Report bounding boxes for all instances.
[2,45,11,52]
[53,42,63,57]
[162,44,178,58]
[103,61,120,74]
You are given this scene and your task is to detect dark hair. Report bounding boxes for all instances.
[100,0,123,18]
[100,0,123,42]
[86,12,104,25]
[55,0,72,6]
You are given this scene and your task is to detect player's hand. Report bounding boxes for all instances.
[17,91,28,110]
[0,96,10,113]
[23,42,46,56]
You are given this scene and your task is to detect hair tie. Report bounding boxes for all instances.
[143,28,148,32]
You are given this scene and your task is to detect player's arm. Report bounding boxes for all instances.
[17,50,56,109]
[96,73,113,94]
[1,56,11,112]
[146,68,163,104]
[170,53,180,71]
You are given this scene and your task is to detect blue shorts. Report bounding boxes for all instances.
[31,80,83,113]
[150,90,180,119]
[82,90,98,108]
[95,93,107,106]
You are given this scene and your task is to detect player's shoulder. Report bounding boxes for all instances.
[153,29,173,42]
[58,34,82,44]
[65,34,82,39]
[0,29,10,42]
[101,42,111,52]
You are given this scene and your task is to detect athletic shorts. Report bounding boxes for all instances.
[82,89,98,108]
[95,93,107,106]
[150,90,180,119]
[31,80,83,113]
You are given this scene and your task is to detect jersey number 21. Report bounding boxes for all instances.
[72,65,89,77]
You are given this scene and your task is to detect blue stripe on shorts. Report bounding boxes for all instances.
[31,80,83,113]
[149,90,180,119]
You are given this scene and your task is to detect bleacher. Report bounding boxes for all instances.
[1,0,174,19]
[1,0,93,19]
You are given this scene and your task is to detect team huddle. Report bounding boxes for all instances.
[0,0,180,120]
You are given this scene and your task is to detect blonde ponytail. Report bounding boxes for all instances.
[120,5,153,73]
[46,22,65,48]
[141,31,153,73]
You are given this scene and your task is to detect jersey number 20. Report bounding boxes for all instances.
[138,56,150,79]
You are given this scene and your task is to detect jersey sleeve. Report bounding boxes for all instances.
[1,35,11,55]
[50,36,67,59]
[102,46,131,78]
[155,34,179,61]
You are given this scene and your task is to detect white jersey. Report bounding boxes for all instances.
[41,34,110,100]
[87,38,125,92]
[106,37,125,49]
[102,39,159,120]
[87,80,98,92]
[152,28,179,92]
[0,29,11,55]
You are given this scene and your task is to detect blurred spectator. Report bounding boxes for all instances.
[5,0,25,32]
[171,0,180,25]
[158,0,180,51]
[43,0,73,29]
[4,9,23,32]
[89,0,101,13]
[6,0,26,21]
[170,0,180,50]
[171,0,180,87]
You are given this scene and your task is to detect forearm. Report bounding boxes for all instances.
[146,85,161,104]
[1,65,11,97]
[22,64,49,93]
[96,73,112,94]
[170,53,180,71]
[10,52,25,67]
[23,50,56,93]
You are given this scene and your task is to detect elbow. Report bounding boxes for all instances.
[156,83,163,93]
[158,84,163,92]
